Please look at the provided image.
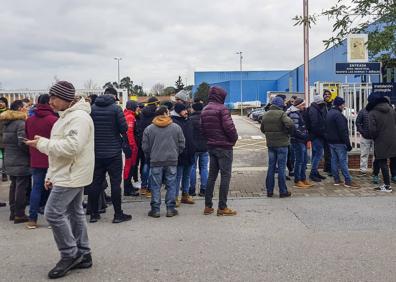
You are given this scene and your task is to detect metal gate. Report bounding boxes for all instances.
[338,83,372,150]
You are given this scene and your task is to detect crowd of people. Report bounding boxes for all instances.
[0,82,238,278]
[260,90,396,197]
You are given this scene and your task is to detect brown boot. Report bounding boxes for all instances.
[293,181,310,189]
[175,197,181,208]
[140,188,148,195]
[26,220,38,229]
[344,181,360,189]
[302,180,314,187]
[181,193,194,204]
[217,208,237,216]
[203,207,214,215]
[14,215,29,224]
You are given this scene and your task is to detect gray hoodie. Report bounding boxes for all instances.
[142,115,185,167]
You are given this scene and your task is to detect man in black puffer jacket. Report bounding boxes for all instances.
[89,88,131,224]
[135,97,159,196]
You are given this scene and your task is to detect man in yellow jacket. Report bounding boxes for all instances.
[26,81,94,279]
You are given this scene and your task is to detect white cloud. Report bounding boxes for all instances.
[0,0,340,90]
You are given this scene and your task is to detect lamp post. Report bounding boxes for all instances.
[303,0,310,103]
[236,51,243,116]
[114,57,122,86]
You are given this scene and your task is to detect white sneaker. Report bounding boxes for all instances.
[374,185,392,192]
[133,181,142,188]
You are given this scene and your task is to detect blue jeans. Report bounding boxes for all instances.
[149,166,177,212]
[189,152,209,194]
[292,143,307,182]
[329,144,352,183]
[266,147,288,194]
[141,162,150,189]
[29,168,48,221]
[310,138,324,176]
[176,165,193,197]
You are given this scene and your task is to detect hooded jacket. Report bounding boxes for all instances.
[306,102,327,140]
[368,101,396,159]
[25,104,58,168]
[172,115,196,166]
[136,104,157,147]
[356,108,371,139]
[91,95,128,159]
[286,106,308,144]
[142,115,185,167]
[260,105,294,147]
[190,111,208,152]
[36,99,95,188]
[0,107,7,149]
[200,89,238,150]
[0,110,30,176]
[325,107,351,149]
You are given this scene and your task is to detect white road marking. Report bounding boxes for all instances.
[251,136,264,140]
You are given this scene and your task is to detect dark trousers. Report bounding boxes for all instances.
[373,159,380,176]
[89,154,123,216]
[205,148,233,210]
[323,141,332,172]
[286,145,294,174]
[9,175,30,217]
[377,157,396,186]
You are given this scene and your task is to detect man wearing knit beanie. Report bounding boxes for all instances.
[26,80,94,279]
[325,96,359,188]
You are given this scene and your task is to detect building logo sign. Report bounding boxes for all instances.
[347,34,368,63]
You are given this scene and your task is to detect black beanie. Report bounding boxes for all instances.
[174,103,187,114]
[192,102,203,111]
[126,100,138,111]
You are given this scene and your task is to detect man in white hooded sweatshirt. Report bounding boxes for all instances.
[26,81,94,279]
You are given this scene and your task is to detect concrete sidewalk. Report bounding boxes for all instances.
[1,197,396,281]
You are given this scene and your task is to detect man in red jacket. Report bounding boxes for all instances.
[123,101,139,196]
[25,94,58,228]
[200,86,238,216]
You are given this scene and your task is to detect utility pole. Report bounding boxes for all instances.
[303,0,310,103]
[114,57,122,86]
[236,51,243,116]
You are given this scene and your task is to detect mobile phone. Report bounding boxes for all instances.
[18,137,28,142]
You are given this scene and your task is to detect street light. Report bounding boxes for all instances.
[303,0,310,103]
[114,57,122,86]
[236,51,243,116]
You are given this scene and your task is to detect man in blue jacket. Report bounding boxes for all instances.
[89,88,132,223]
[325,97,359,188]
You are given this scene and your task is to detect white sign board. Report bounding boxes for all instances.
[347,34,368,63]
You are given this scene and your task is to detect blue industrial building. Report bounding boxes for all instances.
[194,36,382,106]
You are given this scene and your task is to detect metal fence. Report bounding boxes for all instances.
[338,83,372,150]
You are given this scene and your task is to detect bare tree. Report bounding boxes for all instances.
[150,83,165,96]
[84,79,99,90]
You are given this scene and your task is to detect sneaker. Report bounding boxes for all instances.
[181,194,195,204]
[26,220,38,229]
[309,175,322,182]
[0,202,6,207]
[217,207,237,216]
[148,210,160,218]
[372,175,380,184]
[14,215,29,224]
[374,184,392,193]
[391,177,396,184]
[2,173,8,182]
[333,180,343,186]
[189,192,197,197]
[89,214,101,223]
[198,191,205,197]
[113,212,132,223]
[302,180,314,187]
[358,171,367,177]
[293,181,310,189]
[344,181,360,189]
[166,209,178,217]
[279,191,292,198]
[267,192,273,198]
[48,255,83,279]
[71,253,93,269]
[203,207,214,215]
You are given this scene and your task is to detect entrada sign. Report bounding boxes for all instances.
[335,63,381,75]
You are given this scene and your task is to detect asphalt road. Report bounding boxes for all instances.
[1,197,396,281]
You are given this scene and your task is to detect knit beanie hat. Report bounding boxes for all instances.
[293,98,305,107]
[49,81,75,102]
[333,96,345,107]
[126,100,138,111]
[174,103,187,114]
[192,102,204,111]
[271,96,284,108]
[175,90,190,102]
[313,95,325,104]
